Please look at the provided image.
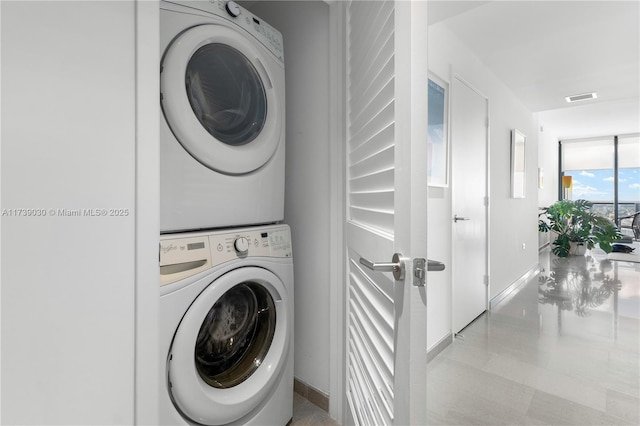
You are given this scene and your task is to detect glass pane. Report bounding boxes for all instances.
[562,136,640,224]
[195,282,276,389]
[427,77,448,186]
[617,135,640,222]
[562,140,615,219]
[186,44,267,146]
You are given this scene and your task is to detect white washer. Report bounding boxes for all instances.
[160,0,286,232]
[159,224,294,425]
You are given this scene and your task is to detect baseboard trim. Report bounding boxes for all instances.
[427,333,452,363]
[490,264,542,310]
[294,378,329,412]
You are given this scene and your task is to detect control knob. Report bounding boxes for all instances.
[234,236,249,255]
[225,1,241,18]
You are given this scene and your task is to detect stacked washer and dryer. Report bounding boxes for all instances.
[158,1,293,425]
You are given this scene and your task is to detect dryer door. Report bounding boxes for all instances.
[161,24,283,175]
[168,267,290,425]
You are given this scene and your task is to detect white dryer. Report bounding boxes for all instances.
[159,224,294,425]
[160,0,286,232]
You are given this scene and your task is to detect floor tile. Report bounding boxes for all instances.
[427,248,640,425]
[291,392,339,426]
[526,389,621,425]
[606,388,640,424]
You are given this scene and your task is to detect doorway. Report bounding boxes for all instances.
[450,76,489,334]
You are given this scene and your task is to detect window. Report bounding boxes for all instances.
[560,134,640,224]
[618,135,640,219]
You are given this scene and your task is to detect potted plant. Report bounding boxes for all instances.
[538,199,621,257]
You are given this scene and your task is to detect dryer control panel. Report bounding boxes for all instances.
[163,0,284,62]
[159,225,292,286]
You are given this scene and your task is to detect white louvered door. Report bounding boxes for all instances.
[344,1,428,425]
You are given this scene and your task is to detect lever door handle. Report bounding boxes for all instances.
[359,253,405,280]
[454,214,470,222]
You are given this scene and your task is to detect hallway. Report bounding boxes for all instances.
[427,248,640,425]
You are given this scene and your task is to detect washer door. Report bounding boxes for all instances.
[168,267,290,425]
[161,24,282,175]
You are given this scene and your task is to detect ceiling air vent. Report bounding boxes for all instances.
[565,92,597,103]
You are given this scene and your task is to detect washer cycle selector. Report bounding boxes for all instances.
[234,236,249,255]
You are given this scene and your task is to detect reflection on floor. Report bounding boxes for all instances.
[427,248,640,425]
[291,392,340,426]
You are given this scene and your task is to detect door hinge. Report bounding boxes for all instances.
[484,275,489,286]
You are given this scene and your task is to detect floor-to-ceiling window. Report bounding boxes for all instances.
[560,134,640,224]
[618,134,640,220]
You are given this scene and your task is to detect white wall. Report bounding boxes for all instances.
[1,1,140,423]
[487,72,539,301]
[427,23,539,349]
[536,119,558,249]
[240,1,332,395]
[426,184,451,350]
[537,121,560,208]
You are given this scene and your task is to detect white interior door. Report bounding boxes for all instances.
[344,1,428,425]
[451,77,489,334]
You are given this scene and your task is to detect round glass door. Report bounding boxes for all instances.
[186,44,267,147]
[195,282,276,388]
[167,267,290,425]
[161,24,283,175]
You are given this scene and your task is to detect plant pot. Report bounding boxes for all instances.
[569,241,587,256]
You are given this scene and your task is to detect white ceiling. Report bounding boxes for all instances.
[241,1,639,139]
[429,0,640,139]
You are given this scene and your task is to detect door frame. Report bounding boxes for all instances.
[328,0,347,423]
[450,73,491,332]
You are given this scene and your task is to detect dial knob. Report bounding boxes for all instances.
[234,237,249,255]
[225,1,241,18]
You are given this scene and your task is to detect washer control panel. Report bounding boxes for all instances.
[159,225,292,286]
[163,0,284,62]
[209,226,292,260]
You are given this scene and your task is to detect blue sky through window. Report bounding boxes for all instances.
[566,168,640,202]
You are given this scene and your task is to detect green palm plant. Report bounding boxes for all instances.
[538,199,621,257]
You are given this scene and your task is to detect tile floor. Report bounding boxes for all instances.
[292,248,639,425]
[427,248,640,425]
[291,392,340,425]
